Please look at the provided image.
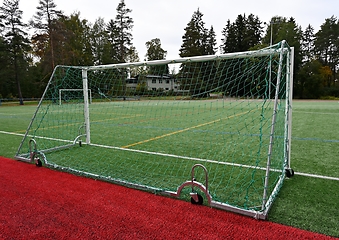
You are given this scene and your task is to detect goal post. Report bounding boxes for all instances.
[15,40,294,219]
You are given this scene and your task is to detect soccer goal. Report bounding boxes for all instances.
[15,40,294,219]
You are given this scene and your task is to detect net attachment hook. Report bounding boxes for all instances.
[190,164,209,205]
[171,164,212,205]
[73,124,84,146]
[29,139,42,167]
[74,124,86,147]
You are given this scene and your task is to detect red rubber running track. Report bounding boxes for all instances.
[0,157,336,239]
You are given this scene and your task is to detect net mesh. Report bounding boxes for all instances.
[16,41,293,217]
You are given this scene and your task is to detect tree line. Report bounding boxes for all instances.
[0,0,338,104]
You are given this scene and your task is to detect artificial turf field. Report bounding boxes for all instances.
[0,99,338,238]
[13,97,289,216]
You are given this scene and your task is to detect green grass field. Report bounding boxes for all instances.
[1,100,338,237]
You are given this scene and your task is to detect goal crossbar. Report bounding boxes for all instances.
[83,47,289,71]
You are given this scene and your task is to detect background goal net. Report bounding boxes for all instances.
[15,40,294,219]
[59,89,92,105]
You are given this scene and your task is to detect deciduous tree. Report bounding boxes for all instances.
[296,60,323,98]
[314,16,339,85]
[60,12,93,66]
[91,17,109,65]
[145,38,168,75]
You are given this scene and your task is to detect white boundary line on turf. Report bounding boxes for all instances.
[294,172,339,181]
[91,142,339,182]
[2,130,339,182]
[0,130,73,143]
[0,130,25,137]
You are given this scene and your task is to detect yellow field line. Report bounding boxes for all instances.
[121,109,255,149]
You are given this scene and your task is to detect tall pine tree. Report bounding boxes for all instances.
[30,0,63,72]
[302,24,315,63]
[113,0,134,63]
[0,0,31,104]
[220,13,262,53]
[205,26,217,55]
[179,8,208,57]
[179,9,217,98]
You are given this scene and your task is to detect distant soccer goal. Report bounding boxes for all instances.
[59,89,92,105]
[15,40,294,219]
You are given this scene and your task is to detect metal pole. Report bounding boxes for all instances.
[262,40,286,210]
[287,47,294,168]
[283,46,294,171]
[82,69,91,144]
[269,23,273,99]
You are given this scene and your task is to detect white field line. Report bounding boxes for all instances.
[2,130,339,181]
[0,130,73,143]
[293,111,339,115]
[90,142,339,182]
[293,172,339,181]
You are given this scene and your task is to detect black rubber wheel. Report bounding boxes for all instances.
[285,168,294,178]
[191,194,203,205]
[35,158,42,167]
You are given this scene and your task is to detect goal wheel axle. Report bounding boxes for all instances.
[35,158,42,167]
[190,192,203,205]
[285,168,294,178]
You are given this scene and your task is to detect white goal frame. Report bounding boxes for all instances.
[15,40,294,220]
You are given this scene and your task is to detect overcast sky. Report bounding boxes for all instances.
[18,0,338,60]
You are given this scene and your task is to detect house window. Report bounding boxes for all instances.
[152,80,156,83]
[159,79,163,84]
[166,80,170,84]
[152,88,156,91]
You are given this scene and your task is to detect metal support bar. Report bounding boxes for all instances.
[82,69,91,144]
[262,40,286,210]
[29,138,37,162]
[287,47,294,169]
